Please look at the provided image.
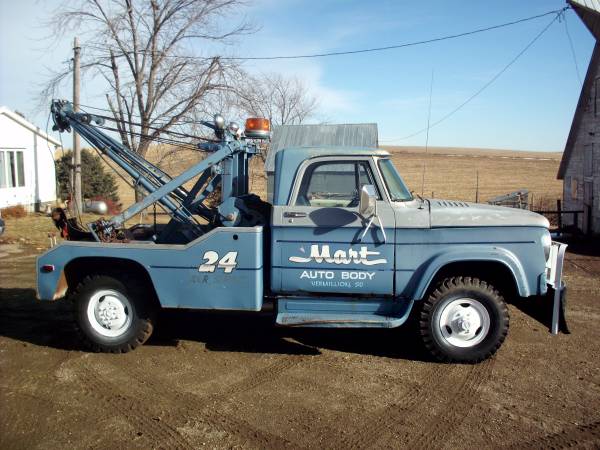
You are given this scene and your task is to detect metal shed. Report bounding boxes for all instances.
[558,0,600,233]
[265,123,378,202]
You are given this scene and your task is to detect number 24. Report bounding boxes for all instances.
[199,251,238,273]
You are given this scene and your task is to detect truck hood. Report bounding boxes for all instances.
[428,199,549,228]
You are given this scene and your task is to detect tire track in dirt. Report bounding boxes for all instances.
[403,358,496,450]
[77,365,193,450]
[336,362,457,449]
[117,356,310,448]
[207,356,310,401]
[566,259,600,277]
[505,419,600,449]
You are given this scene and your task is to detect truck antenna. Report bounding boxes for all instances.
[420,69,434,199]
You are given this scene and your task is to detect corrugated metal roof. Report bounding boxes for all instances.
[265,123,378,172]
[569,0,600,39]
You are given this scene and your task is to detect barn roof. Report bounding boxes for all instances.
[0,106,61,146]
[558,1,600,179]
[569,0,600,38]
[265,123,378,172]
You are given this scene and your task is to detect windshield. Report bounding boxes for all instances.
[378,159,413,201]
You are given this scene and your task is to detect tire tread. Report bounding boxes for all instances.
[71,274,155,353]
[418,276,509,364]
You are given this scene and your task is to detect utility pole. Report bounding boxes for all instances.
[72,37,82,215]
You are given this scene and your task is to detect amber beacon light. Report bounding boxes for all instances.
[244,118,271,139]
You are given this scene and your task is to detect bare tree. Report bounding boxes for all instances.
[42,0,253,197]
[237,72,319,126]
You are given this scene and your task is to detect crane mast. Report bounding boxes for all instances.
[50,100,268,244]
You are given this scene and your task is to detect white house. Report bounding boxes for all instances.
[0,107,61,212]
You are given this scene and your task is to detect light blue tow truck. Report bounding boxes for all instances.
[37,100,568,363]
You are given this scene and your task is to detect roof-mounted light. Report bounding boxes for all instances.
[244,118,270,139]
[213,114,225,130]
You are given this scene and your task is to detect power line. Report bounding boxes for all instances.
[420,69,434,197]
[85,7,569,61]
[563,10,582,85]
[78,107,218,142]
[381,10,561,143]
[78,103,203,127]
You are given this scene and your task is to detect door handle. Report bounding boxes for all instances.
[284,211,307,218]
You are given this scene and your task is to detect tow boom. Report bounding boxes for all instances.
[50,100,265,244]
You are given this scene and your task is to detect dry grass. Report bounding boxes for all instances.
[1,205,27,218]
[5,143,558,248]
[382,146,562,208]
[108,145,562,211]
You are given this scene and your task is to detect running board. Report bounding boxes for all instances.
[276,297,413,328]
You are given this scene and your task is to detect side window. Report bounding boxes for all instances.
[16,152,25,187]
[295,161,378,207]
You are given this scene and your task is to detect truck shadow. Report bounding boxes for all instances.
[0,288,81,351]
[0,287,429,361]
[156,309,429,361]
[509,295,557,333]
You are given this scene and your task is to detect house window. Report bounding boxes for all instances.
[0,150,25,188]
[571,177,578,200]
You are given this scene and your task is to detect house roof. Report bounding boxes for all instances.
[0,106,61,147]
[265,123,378,172]
[558,2,600,179]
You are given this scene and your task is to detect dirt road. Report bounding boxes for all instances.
[1,241,599,449]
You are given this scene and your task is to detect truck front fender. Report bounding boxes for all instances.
[411,245,529,301]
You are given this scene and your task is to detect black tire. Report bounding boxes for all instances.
[72,275,156,353]
[418,276,509,363]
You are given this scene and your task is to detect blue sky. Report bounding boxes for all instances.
[0,0,595,151]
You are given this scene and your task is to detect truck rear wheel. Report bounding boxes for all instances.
[418,276,509,363]
[72,275,155,353]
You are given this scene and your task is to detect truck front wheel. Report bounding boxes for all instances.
[418,276,509,363]
[72,275,155,353]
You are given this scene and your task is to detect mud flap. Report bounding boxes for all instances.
[552,282,570,335]
[548,242,569,335]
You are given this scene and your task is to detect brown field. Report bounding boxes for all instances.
[382,146,562,208]
[106,145,563,213]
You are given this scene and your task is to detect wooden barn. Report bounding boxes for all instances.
[558,0,600,233]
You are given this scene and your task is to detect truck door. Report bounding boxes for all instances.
[271,157,396,296]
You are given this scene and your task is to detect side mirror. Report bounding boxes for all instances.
[359,185,377,217]
[358,184,386,244]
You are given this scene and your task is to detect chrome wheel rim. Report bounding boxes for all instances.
[87,289,132,338]
[438,298,490,348]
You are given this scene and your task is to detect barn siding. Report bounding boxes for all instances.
[560,3,600,234]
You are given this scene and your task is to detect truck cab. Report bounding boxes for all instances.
[37,103,567,363]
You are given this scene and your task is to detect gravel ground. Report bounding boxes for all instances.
[1,239,599,449]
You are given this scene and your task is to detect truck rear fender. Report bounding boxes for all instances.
[39,254,157,302]
[412,247,528,301]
